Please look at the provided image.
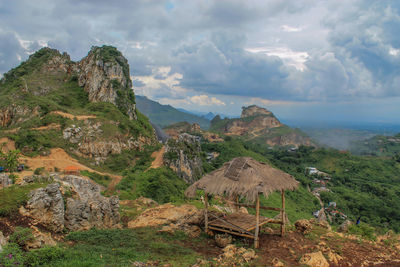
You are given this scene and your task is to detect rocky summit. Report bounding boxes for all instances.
[210,105,314,148]
[0,46,156,163]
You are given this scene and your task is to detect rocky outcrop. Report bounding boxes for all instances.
[0,174,12,188]
[26,226,57,250]
[78,46,137,119]
[164,133,203,184]
[210,105,314,148]
[19,183,65,232]
[214,244,258,266]
[77,137,151,163]
[19,176,120,233]
[241,105,273,118]
[0,231,7,252]
[0,105,40,127]
[128,203,202,228]
[63,122,154,164]
[60,175,120,231]
[295,219,313,234]
[299,251,329,267]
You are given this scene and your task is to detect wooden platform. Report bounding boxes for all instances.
[208,212,275,239]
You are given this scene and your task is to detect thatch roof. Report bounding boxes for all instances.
[185,157,299,202]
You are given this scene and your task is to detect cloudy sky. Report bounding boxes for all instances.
[1,0,399,125]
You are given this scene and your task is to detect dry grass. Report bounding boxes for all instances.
[185,157,299,202]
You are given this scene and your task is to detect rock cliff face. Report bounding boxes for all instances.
[0,46,156,163]
[19,183,65,232]
[241,105,273,118]
[0,105,40,127]
[63,121,153,164]
[78,46,137,119]
[62,175,120,231]
[164,133,203,184]
[19,176,120,232]
[210,105,314,148]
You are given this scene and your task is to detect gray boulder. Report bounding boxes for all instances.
[19,183,65,232]
[60,175,120,231]
[0,173,12,188]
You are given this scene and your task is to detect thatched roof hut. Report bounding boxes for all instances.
[185,157,299,202]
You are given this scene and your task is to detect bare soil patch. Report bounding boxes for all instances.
[50,111,96,120]
[150,146,165,169]
[0,137,16,153]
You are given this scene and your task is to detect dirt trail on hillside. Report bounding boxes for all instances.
[31,123,61,131]
[150,146,165,169]
[0,137,16,153]
[50,111,97,120]
[20,148,121,181]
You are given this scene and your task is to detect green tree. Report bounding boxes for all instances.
[2,149,21,172]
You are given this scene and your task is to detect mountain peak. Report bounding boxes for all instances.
[241,105,272,118]
[78,45,136,119]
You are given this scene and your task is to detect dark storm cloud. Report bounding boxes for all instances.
[0,0,399,103]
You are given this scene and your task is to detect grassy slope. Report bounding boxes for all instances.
[200,138,400,232]
[0,48,155,172]
[135,95,210,129]
[350,133,400,157]
[209,115,310,146]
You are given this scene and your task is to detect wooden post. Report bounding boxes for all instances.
[281,189,286,236]
[204,193,209,234]
[235,195,239,212]
[254,193,260,248]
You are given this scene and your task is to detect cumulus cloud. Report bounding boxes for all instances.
[0,0,400,120]
[189,95,226,106]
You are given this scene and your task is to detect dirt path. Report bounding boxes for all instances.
[19,148,121,183]
[0,137,16,153]
[149,146,165,169]
[31,123,61,131]
[107,175,123,191]
[50,111,97,120]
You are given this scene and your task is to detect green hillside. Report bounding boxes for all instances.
[0,46,155,170]
[350,133,400,157]
[135,95,210,129]
[200,137,400,232]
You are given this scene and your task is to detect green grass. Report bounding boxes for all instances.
[42,228,203,267]
[0,183,49,216]
[80,170,111,187]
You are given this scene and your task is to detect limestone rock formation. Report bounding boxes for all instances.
[241,105,273,118]
[19,176,120,233]
[19,183,65,232]
[299,251,329,267]
[128,203,202,229]
[0,231,7,252]
[60,175,120,231]
[26,226,57,250]
[0,173,12,188]
[78,46,137,119]
[63,121,154,164]
[164,133,203,183]
[295,219,313,234]
[0,104,40,127]
[210,105,314,148]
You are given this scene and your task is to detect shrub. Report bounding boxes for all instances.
[348,223,376,241]
[9,227,34,248]
[0,183,47,216]
[25,246,65,267]
[34,167,45,175]
[0,243,25,267]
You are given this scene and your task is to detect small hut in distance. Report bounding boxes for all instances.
[185,157,299,248]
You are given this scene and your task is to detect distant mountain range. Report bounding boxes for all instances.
[176,108,234,120]
[135,95,210,129]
